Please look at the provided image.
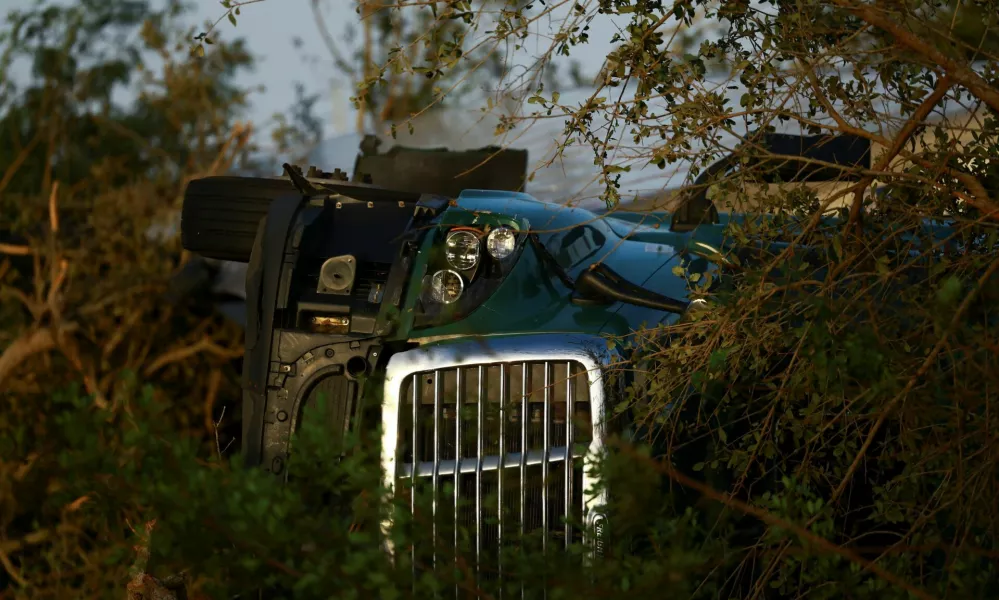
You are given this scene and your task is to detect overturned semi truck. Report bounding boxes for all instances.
[178,131,937,592]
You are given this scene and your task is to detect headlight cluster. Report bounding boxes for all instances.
[426,225,519,306]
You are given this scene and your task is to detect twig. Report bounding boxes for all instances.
[143,338,243,377]
[48,181,60,234]
[102,309,147,361]
[0,528,55,555]
[45,259,69,322]
[58,333,109,410]
[0,243,31,256]
[194,0,269,49]
[0,130,42,196]
[0,544,27,587]
[204,369,222,437]
[215,406,235,459]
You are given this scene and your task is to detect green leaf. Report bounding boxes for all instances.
[875,256,890,276]
[936,275,963,306]
[709,347,732,371]
[228,12,237,26]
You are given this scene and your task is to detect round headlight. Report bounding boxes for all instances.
[430,269,464,304]
[445,230,480,270]
[486,226,517,259]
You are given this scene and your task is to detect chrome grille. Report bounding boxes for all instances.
[380,335,615,594]
[401,362,590,581]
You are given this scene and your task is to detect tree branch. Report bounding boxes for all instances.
[0,324,77,388]
[832,0,999,114]
[849,75,956,232]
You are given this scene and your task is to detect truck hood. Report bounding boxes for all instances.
[454,191,710,332]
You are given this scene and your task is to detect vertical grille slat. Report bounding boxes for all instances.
[475,366,484,587]
[542,362,551,554]
[520,363,529,600]
[454,368,463,598]
[519,362,528,544]
[433,370,441,570]
[498,363,507,588]
[565,362,574,549]
[411,374,419,579]
[398,358,594,596]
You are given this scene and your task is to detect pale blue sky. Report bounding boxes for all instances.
[2,0,662,201]
[2,1,979,206]
[3,0,765,202]
[3,0,622,140]
[190,0,360,138]
[190,0,624,139]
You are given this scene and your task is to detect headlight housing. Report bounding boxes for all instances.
[415,222,527,328]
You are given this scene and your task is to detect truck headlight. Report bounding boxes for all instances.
[445,230,480,270]
[429,269,464,304]
[486,226,517,260]
[413,220,527,329]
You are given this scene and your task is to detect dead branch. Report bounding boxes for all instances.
[0,544,27,588]
[143,337,243,377]
[48,181,60,234]
[0,324,78,388]
[204,368,222,437]
[0,243,32,256]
